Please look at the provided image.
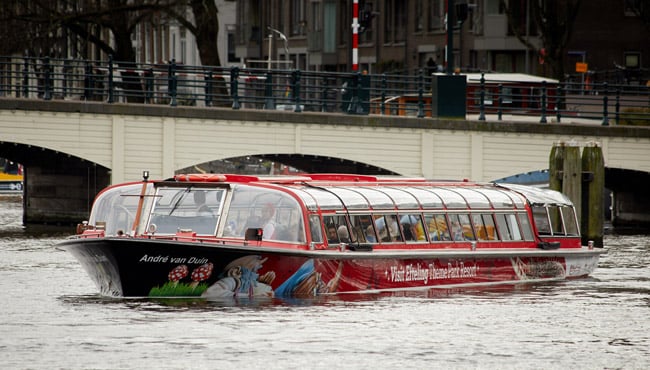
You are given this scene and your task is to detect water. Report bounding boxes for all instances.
[1,196,649,369]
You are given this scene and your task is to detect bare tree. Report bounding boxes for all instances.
[165,0,222,67]
[501,0,582,80]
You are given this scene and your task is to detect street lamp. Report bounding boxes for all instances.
[267,26,289,70]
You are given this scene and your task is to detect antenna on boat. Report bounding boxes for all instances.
[142,170,149,182]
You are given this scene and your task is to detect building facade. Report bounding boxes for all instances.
[232,0,649,82]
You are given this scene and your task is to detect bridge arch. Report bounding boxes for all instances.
[180,154,398,176]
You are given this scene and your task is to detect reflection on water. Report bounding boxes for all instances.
[1,196,649,369]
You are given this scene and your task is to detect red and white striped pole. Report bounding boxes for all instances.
[352,0,359,71]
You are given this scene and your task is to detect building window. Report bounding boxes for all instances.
[428,0,443,31]
[415,0,423,32]
[384,0,406,43]
[291,0,307,35]
[625,52,640,68]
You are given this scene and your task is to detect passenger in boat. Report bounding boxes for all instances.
[326,223,339,244]
[193,191,212,215]
[375,215,399,242]
[260,203,276,239]
[337,225,355,243]
[365,225,377,242]
[451,221,464,241]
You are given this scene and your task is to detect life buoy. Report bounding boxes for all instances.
[174,174,227,182]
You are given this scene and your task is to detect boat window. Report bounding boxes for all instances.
[323,187,370,209]
[89,183,149,236]
[309,215,323,244]
[472,213,497,241]
[323,214,347,246]
[292,188,319,211]
[532,206,552,235]
[380,187,420,209]
[548,206,565,235]
[518,213,535,240]
[431,188,468,209]
[449,213,475,241]
[404,187,444,208]
[400,214,427,242]
[299,187,344,210]
[507,214,523,240]
[473,188,516,209]
[148,187,225,235]
[424,213,451,241]
[495,214,512,240]
[374,214,402,242]
[454,188,491,209]
[349,214,376,243]
[222,185,304,243]
[346,187,394,209]
[561,206,580,236]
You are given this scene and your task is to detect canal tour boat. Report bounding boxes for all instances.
[58,172,603,299]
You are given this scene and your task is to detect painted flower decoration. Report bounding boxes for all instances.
[168,265,189,286]
[190,262,214,289]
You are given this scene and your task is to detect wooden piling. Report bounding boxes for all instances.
[582,142,605,247]
[550,141,582,222]
[549,141,604,247]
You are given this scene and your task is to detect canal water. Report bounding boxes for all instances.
[1,196,648,369]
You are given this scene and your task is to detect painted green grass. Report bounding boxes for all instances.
[148,281,209,297]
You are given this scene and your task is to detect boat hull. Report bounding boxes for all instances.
[59,238,602,299]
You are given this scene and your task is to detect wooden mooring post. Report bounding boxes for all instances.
[549,141,604,247]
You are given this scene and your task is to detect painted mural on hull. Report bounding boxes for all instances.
[132,253,572,299]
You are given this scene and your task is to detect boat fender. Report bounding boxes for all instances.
[537,241,561,250]
[245,227,263,241]
[348,243,373,252]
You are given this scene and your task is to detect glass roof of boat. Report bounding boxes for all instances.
[293,185,526,211]
[496,183,572,206]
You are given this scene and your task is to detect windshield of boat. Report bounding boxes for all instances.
[89,183,151,236]
[222,185,305,243]
[146,186,226,235]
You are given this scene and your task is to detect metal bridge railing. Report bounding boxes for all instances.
[0,56,648,125]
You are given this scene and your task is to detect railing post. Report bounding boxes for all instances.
[497,84,503,121]
[43,57,52,100]
[62,59,70,98]
[601,82,609,126]
[144,68,154,104]
[615,88,620,125]
[478,72,486,121]
[540,80,547,123]
[83,62,92,100]
[230,66,240,110]
[292,69,302,113]
[22,55,29,98]
[168,59,177,107]
[556,83,563,123]
[347,72,361,114]
[107,55,115,103]
[204,69,213,107]
[264,70,275,110]
[417,69,425,118]
[321,75,328,113]
[380,73,386,115]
